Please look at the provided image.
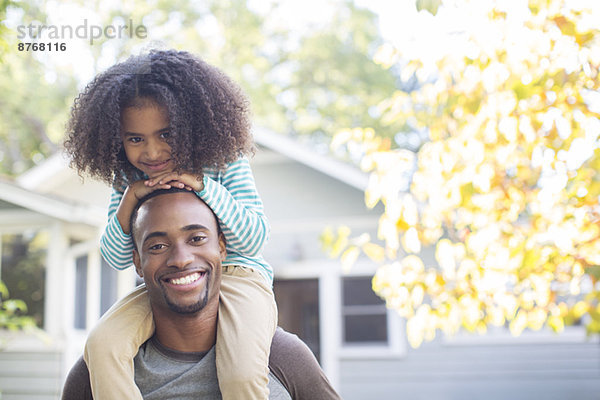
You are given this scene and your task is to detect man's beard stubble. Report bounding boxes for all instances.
[161,272,210,315]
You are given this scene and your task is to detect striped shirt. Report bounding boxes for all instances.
[100,158,273,284]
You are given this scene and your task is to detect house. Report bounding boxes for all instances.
[0,129,598,400]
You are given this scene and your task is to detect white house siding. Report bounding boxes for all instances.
[252,150,382,266]
[339,336,600,400]
[0,339,63,400]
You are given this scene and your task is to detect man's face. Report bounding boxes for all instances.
[132,192,226,316]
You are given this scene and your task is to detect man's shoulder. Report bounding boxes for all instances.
[62,328,340,400]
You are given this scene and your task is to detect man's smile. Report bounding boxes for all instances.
[165,271,205,286]
[160,269,208,292]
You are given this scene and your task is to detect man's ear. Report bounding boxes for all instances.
[133,249,143,278]
[219,233,227,261]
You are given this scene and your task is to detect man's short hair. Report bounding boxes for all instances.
[129,188,221,250]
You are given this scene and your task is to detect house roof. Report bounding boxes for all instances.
[17,128,369,193]
[16,152,70,191]
[253,127,368,191]
[0,177,105,226]
[9,128,367,225]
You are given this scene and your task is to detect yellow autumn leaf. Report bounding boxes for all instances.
[401,227,421,254]
[330,129,353,150]
[547,315,565,333]
[406,317,424,349]
[509,310,528,337]
[362,242,385,262]
[340,246,360,273]
[364,182,381,209]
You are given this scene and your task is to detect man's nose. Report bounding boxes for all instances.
[167,243,194,268]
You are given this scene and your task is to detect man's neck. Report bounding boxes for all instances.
[151,301,218,353]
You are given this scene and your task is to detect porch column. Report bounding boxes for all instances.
[86,250,101,328]
[45,221,68,337]
[320,264,341,391]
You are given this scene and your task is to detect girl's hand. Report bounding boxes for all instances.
[128,179,173,200]
[117,180,173,234]
[145,172,204,192]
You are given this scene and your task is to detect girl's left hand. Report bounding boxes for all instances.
[145,172,204,192]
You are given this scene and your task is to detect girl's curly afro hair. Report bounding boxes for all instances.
[64,49,254,187]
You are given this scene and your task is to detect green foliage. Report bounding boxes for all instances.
[1,233,47,327]
[0,281,37,331]
[416,0,442,15]
[283,3,400,142]
[0,50,78,175]
[0,0,16,57]
[0,1,79,176]
[0,0,398,176]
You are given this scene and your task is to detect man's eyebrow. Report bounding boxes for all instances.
[182,224,210,232]
[142,231,167,246]
[141,225,211,245]
[142,225,209,244]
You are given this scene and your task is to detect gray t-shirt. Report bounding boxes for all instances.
[134,337,291,400]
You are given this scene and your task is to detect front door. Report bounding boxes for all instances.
[273,278,320,361]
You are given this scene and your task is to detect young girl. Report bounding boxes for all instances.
[64,49,277,399]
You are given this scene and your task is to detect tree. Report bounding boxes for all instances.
[325,0,600,347]
[277,1,400,143]
[1,0,396,175]
[0,1,79,176]
[0,0,40,334]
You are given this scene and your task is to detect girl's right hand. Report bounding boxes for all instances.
[128,179,173,201]
[117,180,173,234]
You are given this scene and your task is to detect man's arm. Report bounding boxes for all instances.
[61,356,93,400]
[269,328,342,400]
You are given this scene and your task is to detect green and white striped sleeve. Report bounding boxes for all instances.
[197,158,270,258]
[100,187,135,270]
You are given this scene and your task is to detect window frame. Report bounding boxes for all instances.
[341,275,389,346]
[338,265,406,359]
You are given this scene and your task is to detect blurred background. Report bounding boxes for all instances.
[0,0,599,399]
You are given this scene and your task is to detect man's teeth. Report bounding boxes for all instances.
[170,273,202,285]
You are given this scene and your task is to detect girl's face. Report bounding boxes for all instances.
[121,102,176,178]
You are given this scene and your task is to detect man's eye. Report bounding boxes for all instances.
[149,243,166,251]
[160,131,170,140]
[128,137,142,143]
[191,235,206,243]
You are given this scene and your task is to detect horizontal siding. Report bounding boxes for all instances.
[340,341,600,400]
[0,350,62,400]
[2,396,61,400]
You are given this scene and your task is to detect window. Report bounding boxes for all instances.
[100,258,118,316]
[273,279,321,361]
[342,276,388,345]
[74,255,88,329]
[0,231,47,327]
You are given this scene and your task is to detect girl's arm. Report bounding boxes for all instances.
[100,188,135,270]
[198,158,270,257]
[100,179,173,270]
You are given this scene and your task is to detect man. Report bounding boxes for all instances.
[61,189,340,399]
